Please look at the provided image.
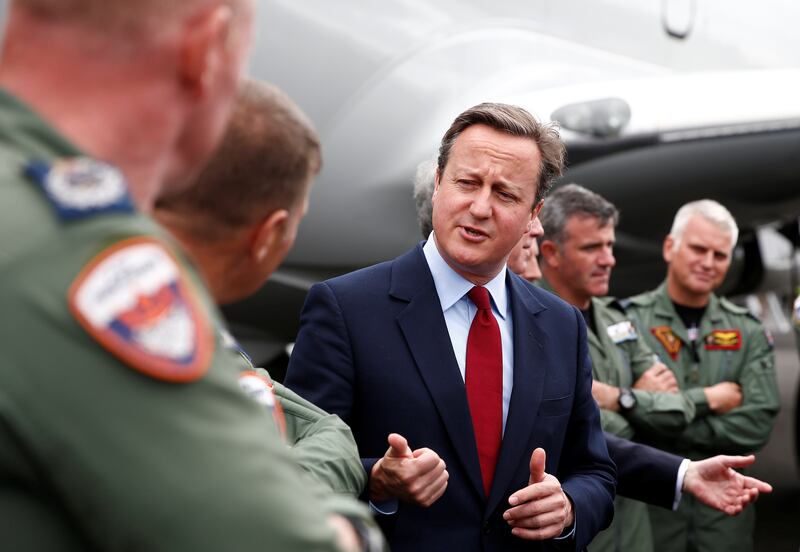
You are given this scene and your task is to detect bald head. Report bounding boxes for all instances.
[10,0,245,37]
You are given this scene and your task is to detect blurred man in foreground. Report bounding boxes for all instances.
[155,80,369,498]
[0,1,373,550]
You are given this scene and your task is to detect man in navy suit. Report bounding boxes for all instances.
[285,103,615,551]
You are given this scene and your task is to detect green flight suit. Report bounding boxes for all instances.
[0,89,378,551]
[625,283,779,552]
[224,334,367,496]
[538,282,696,552]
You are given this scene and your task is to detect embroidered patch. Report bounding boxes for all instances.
[26,157,134,220]
[651,326,682,360]
[704,329,742,351]
[607,320,638,344]
[238,370,286,438]
[68,237,213,382]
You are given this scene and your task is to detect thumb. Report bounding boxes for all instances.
[717,454,756,470]
[386,433,413,459]
[529,447,546,484]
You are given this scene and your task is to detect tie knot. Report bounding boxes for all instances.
[468,286,492,311]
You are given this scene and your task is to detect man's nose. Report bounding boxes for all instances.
[469,188,492,218]
[599,247,616,268]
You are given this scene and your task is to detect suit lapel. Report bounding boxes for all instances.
[486,273,548,515]
[391,246,485,500]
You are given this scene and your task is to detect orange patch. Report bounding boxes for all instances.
[68,237,213,383]
[704,329,742,351]
[651,326,682,361]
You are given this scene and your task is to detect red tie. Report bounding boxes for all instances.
[466,286,503,495]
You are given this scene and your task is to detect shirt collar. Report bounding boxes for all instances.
[423,232,508,319]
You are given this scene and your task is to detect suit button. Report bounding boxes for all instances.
[483,521,492,535]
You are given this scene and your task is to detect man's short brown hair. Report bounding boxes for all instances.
[155,79,321,238]
[437,102,565,206]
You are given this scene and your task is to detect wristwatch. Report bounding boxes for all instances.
[618,387,637,412]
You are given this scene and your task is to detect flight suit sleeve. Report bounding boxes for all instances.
[600,410,635,440]
[273,380,367,496]
[2,242,372,552]
[626,389,696,436]
[624,336,696,436]
[676,325,780,454]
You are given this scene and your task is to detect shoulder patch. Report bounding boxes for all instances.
[25,157,134,220]
[68,237,213,382]
[238,370,286,439]
[607,320,638,344]
[704,329,742,351]
[651,326,682,360]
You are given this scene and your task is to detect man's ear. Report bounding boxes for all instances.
[531,199,544,220]
[663,235,675,264]
[539,240,560,268]
[178,4,234,97]
[251,209,290,263]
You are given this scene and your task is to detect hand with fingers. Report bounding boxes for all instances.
[369,433,449,507]
[703,382,743,414]
[633,362,679,393]
[683,454,772,515]
[503,448,574,540]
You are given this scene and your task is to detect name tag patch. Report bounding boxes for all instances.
[651,326,682,360]
[704,329,742,351]
[607,320,638,344]
[26,157,134,220]
[68,237,213,382]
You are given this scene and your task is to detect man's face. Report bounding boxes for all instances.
[549,215,616,305]
[664,214,733,301]
[508,214,543,282]
[431,124,540,284]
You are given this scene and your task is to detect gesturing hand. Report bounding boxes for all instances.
[503,448,574,540]
[369,433,448,507]
[683,454,772,515]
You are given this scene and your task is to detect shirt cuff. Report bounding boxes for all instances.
[673,458,691,510]
[369,499,398,516]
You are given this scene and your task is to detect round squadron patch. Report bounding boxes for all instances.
[68,237,213,382]
[238,370,287,438]
[26,157,134,220]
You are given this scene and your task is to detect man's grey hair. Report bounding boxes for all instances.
[669,199,739,250]
[539,183,619,245]
[437,102,565,206]
[413,158,437,238]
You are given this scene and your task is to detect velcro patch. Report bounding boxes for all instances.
[26,157,134,220]
[68,237,213,382]
[651,326,682,360]
[238,370,286,438]
[607,320,638,344]
[704,329,742,351]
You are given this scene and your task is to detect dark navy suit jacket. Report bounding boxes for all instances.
[605,433,682,509]
[286,245,616,551]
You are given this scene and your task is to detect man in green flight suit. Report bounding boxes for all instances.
[0,1,380,551]
[154,79,365,497]
[624,199,779,552]
[537,184,696,552]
